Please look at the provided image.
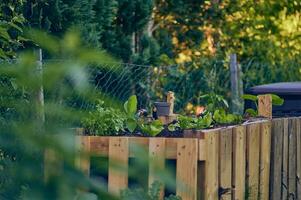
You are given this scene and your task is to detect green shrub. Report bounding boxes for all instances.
[82,101,125,135]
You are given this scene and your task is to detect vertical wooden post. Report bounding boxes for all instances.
[44,148,62,182]
[108,137,129,195]
[282,118,289,200]
[159,91,177,124]
[230,53,243,114]
[270,119,284,200]
[246,123,261,199]
[200,131,219,200]
[219,128,233,200]
[176,139,198,200]
[288,118,297,199]
[167,91,175,115]
[232,125,246,200]
[149,138,166,200]
[75,136,91,176]
[296,117,301,199]
[258,95,272,119]
[259,121,272,200]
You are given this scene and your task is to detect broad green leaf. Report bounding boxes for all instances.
[126,118,137,132]
[168,123,178,131]
[222,99,229,108]
[151,119,163,127]
[270,94,284,106]
[8,22,23,32]
[245,108,257,117]
[241,94,258,102]
[203,113,213,127]
[124,101,128,113]
[148,123,164,136]
[124,95,137,116]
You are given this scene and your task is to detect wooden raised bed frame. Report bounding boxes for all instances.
[76,120,272,200]
[74,95,301,200]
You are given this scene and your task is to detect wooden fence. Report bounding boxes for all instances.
[270,117,301,200]
[75,117,301,200]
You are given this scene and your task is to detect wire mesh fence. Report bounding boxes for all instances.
[1,57,300,115]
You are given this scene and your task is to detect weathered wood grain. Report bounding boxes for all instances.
[246,122,260,199]
[232,125,246,200]
[108,137,129,195]
[259,121,272,200]
[219,127,233,200]
[270,118,284,200]
[149,138,166,199]
[176,139,198,200]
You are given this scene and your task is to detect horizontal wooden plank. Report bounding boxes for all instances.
[88,136,149,157]
[83,136,206,161]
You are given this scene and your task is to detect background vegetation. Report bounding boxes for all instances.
[0,0,300,199]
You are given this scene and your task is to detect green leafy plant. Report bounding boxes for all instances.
[199,93,229,112]
[82,101,125,135]
[213,109,243,125]
[121,181,181,200]
[170,112,213,130]
[124,95,138,132]
[195,112,213,129]
[139,119,164,137]
[242,94,284,117]
[177,115,195,130]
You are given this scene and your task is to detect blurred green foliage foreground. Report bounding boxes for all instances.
[0,30,178,200]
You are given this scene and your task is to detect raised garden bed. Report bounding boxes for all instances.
[73,94,301,200]
[76,119,274,200]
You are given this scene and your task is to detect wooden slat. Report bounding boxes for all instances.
[219,128,233,200]
[288,118,297,199]
[202,130,219,200]
[259,121,272,200]
[76,136,91,176]
[232,125,246,200]
[297,118,301,199]
[149,138,166,200]
[270,118,284,200]
[183,129,205,139]
[176,138,198,200]
[44,148,62,182]
[282,118,289,200]
[258,95,272,119]
[199,140,206,161]
[88,137,183,160]
[165,138,178,159]
[246,122,260,199]
[108,137,129,195]
[89,136,109,154]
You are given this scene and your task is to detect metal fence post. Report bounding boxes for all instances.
[230,53,243,114]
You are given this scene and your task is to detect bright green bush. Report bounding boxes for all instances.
[82,101,125,135]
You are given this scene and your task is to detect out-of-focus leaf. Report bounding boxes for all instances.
[242,94,258,102]
[270,94,284,106]
[245,108,257,117]
[124,95,137,116]
[126,118,137,133]
[25,29,60,53]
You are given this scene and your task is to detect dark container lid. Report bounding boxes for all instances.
[247,82,301,95]
[154,102,170,107]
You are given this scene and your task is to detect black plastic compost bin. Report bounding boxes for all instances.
[245,82,301,117]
